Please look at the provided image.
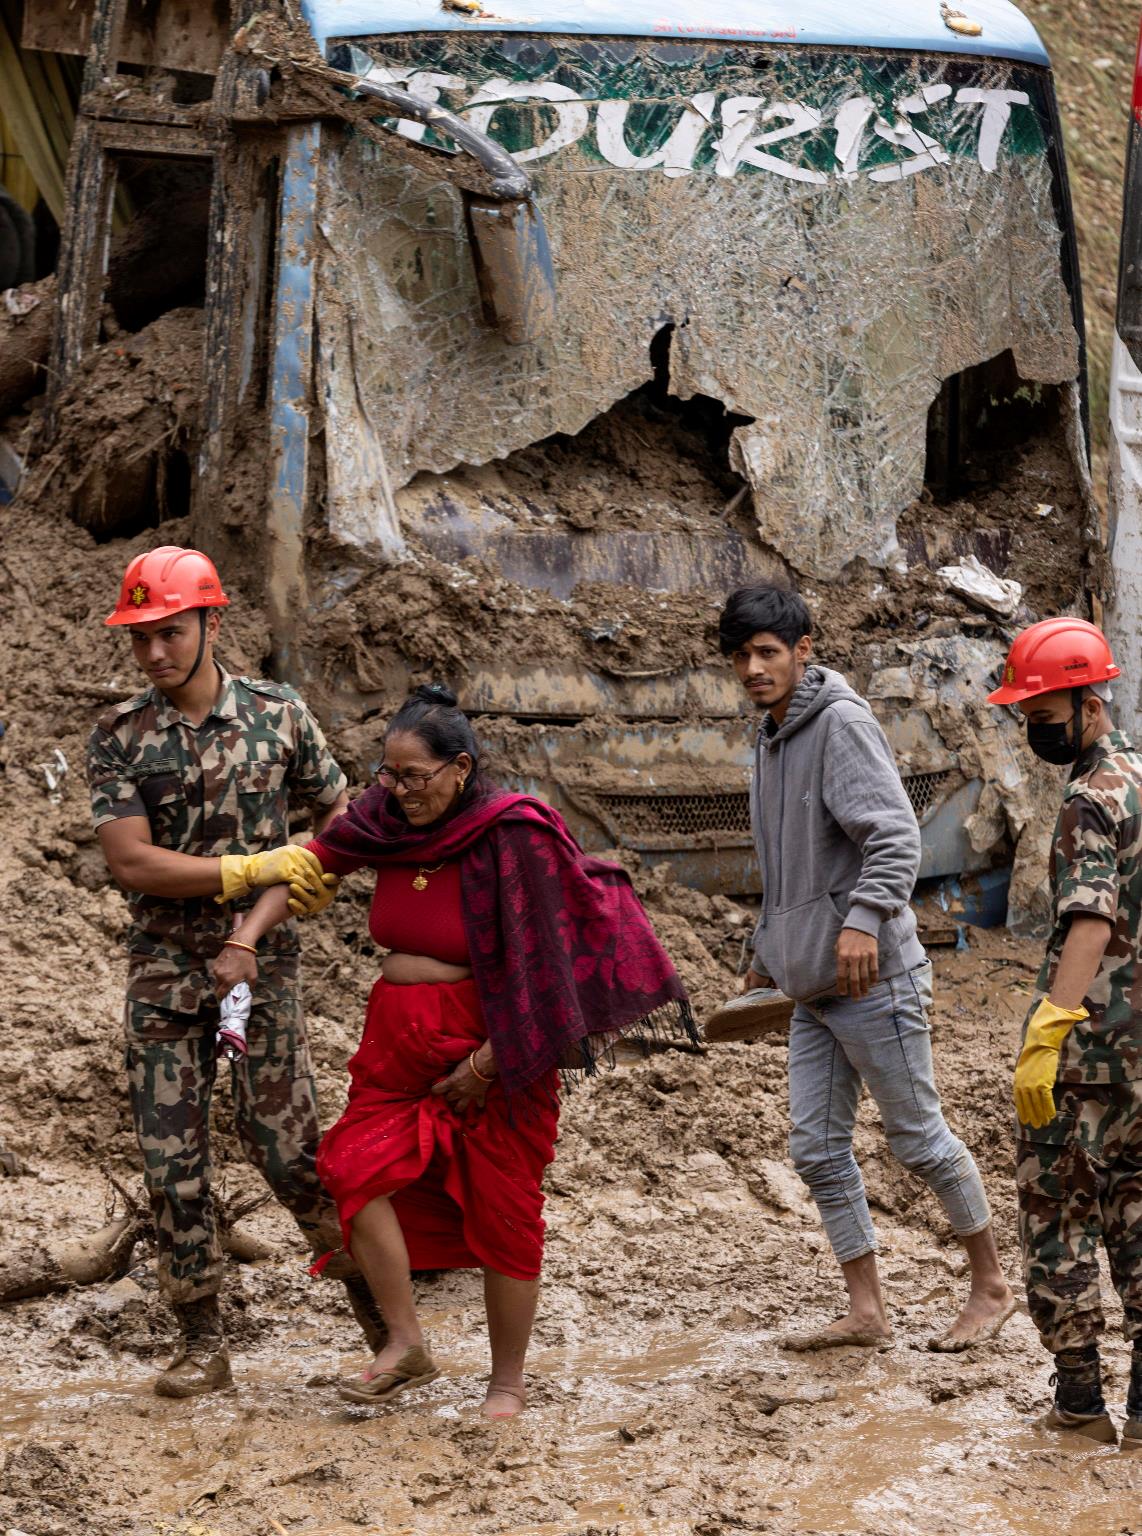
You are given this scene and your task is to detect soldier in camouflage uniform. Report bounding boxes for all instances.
[990,617,1142,1447]
[88,546,384,1397]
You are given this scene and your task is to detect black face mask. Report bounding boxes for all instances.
[1027,687,1086,765]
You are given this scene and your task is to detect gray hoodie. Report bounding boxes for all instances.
[750,665,925,1001]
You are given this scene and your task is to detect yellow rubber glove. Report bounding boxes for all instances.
[1014,1000,1088,1129]
[216,845,327,905]
[288,871,340,918]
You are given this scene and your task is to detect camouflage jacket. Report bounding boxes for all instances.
[87,667,347,1014]
[1032,729,1142,1083]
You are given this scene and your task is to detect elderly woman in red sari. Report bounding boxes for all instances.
[213,684,693,1418]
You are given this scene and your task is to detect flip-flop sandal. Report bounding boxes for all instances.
[704,987,794,1044]
[482,1385,527,1420]
[337,1345,439,1404]
[781,1327,894,1352]
[927,1294,1018,1353]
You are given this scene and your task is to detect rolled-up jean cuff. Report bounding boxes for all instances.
[949,1213,992,1240]
[831,1238,879,1264]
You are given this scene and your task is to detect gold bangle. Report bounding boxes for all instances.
[469,1049,494,1083]
[222,939,258,955]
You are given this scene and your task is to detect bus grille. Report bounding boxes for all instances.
[589,774,951,844]
[902,770,953,820]
[594,791,752,840]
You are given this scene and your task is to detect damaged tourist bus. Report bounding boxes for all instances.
[273,0,1099,904]
[249,1,1100,903]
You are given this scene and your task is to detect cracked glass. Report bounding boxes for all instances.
[317,35,1078,580]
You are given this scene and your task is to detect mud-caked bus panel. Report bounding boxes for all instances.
[1107,12,1142,737]
[24,3,1098,909]
[272,5,1097,912]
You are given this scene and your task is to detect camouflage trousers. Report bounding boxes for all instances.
[1017,1080,1142,1353]
[125,993,348,1304]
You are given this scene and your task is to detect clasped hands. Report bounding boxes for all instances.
[217,845,339,915]
[212,845,340,998]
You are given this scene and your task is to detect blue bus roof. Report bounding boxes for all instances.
[301,0,1049,68]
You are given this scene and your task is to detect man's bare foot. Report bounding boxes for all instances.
[781,1312,892,1352]
[927,1284,1016,1353]
[482,1382,527,1419]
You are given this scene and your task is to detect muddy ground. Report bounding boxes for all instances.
[0,493,1140,1536]
[1,505,1139,1535]
[2,917,1142,1536]
[0,287,1138,1536]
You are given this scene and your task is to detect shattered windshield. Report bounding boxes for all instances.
[320,35,1077,581]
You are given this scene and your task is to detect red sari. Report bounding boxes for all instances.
[309,784,692,1280]
[317,978,557,1280]
[312,856,557,1280]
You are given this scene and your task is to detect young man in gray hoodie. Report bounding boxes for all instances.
[722,581,1013,1351]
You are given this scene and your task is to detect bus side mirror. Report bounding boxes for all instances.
[465,195,556,346]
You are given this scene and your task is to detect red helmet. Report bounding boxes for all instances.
[988,616,1119,705]
[105,546,230,627]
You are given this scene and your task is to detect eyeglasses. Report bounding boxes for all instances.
[375,755,458,793]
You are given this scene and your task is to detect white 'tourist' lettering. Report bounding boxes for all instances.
[595,92,717,177]
[465,79,591,163]
[714,98,828,183]
[868,86,953,182]
[955,88,1032,174]
[367,67,1036,182]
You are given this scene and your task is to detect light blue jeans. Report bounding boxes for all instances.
[788,961,991,1263]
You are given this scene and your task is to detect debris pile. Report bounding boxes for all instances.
[19,307,204,539]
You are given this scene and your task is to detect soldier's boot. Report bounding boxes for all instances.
[1041,1345,1117,1444]
[1123,1345,1142,1450]
[154,1296,233,1399]
[342,1273,388,1353]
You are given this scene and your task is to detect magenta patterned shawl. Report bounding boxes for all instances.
[315,781,695,1095]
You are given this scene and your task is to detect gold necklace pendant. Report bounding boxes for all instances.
[412,862,444,891]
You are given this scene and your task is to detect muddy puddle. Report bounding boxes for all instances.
[2,1299,1140,1536]
[784,1368,1142,1536]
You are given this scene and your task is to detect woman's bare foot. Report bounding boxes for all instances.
[928,1284,1016,1352]
[482,1382,527,1419]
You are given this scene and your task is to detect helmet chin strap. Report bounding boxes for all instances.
[1071,686,1086,755]
[175,608,209,690]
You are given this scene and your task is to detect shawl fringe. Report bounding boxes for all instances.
[557,997,701,1090]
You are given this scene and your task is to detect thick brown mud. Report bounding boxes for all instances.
[1,934,1140,1536]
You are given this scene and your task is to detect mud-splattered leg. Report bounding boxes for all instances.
[483,1268,538,1418]
[1017,1090,1107,1354]
[1100,1084,1142,1347]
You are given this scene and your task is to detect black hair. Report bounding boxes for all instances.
[385,684,480,782]
[718,582,813,656]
